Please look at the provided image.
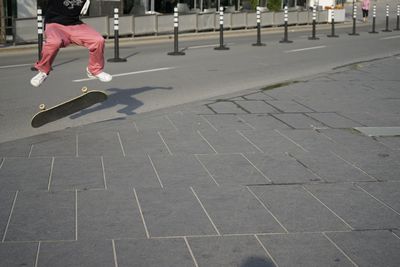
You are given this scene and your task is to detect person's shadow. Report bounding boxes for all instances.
[240,256,276,267]
[70,86,173,119]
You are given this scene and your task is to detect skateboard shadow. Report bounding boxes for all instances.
[69,86,173,119]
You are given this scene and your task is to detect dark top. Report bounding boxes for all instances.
[45,0,87,25]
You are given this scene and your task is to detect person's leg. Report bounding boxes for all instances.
[67,24,106,75]
[34,24,70,74]
[31,24,71,87]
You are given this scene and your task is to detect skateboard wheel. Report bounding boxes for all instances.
[81,86,88,93]
[39,104,46,110]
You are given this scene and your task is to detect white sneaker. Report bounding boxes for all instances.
[30,71,48,87]
[86,68,112,82]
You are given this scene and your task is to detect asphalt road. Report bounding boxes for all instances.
[0,16,399,143]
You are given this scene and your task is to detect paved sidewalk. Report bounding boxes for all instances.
[0,55,400,266]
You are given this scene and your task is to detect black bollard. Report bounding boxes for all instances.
[382,4,392,32]
[369,4,378,33]
[168,7,185,55]
[215,7,229,50]
[327,7,339,37]
[394,4,400,31]
[308,5,319,40]
[349,3,359,36]
[280,6,293,43]
[31,8,43,71]
[253,6,266,46]
[108,8,127,62]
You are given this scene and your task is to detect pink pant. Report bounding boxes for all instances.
[35,23,105,75]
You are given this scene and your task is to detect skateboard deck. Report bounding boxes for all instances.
[31,87,108,128]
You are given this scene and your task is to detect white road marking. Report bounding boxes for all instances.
[380,35,400,40]
[188,44,218,49]
[73,67,176,82]
[0,63,32,69]
[187,43,234,49]
[285,45,326,53]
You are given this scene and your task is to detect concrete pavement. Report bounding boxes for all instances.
[0,54,399,266]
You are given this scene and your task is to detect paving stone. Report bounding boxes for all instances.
[320,129,387,154]
[37,240,115,267]
[198,129,259,154]
[250,185,349,232]
[77,190,146,240]
[0,158,52,191]
[74,118,136,133]
[238,130,306,155]
[159,131,215,155]
[150,154,217,188]
[234,100,279,114]
[341,111,397,127]
[185,104,215,115]
[197,154,270,186]
[30,132,76,157]
[50,157,105,191]
[272,114,326,129]
[377,136,400,150]
[244,153,320,184]
[354,127,400,137]
[165,112,217,132]
[242,91,275,101]
[135,188,217,237]
[265,100,314,113]
[292,151,375,183]
[305,183,400,230]
[0,191,15,240]
[115,238,195,267]
[201,115,255,131]
[394,230,400,238]
[0,242,38,267]
[329,69,379,82]
[336,152,400,182]
[364,63,400,81]
[356,182,400,213]
[78,131,123,157]
[103,156,161,189]
[237,114,290,130]
[5,191,75,241]
[258,233,353,267]
[360,111,400,126]
[363,81,400,98]
[133,115,177,132]
[188,235,274,267]
[192,186,285,234]
[263,82,314,101]
[0,139,32,157]
[118,129,170,156]
[207,101,248,114]
[277,129,337,153]
[306,113,363,128]
[327,230,400,267]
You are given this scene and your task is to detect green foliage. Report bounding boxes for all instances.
[267,0,282,12]
[249,0,259,10]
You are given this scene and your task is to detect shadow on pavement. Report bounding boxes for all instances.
[69,86,173,119]
[241,256,275,267]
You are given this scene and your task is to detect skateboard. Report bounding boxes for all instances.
[31,87,108,128]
